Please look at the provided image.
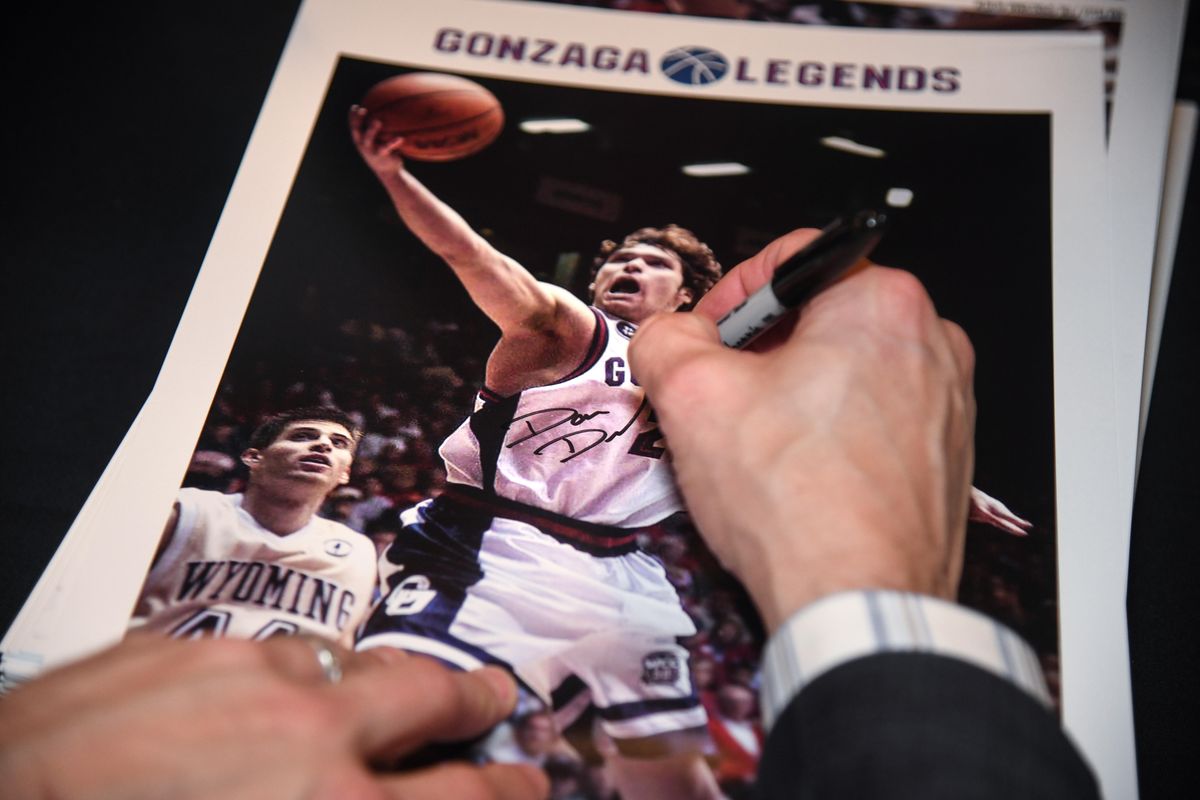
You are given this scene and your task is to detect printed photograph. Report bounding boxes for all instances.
[126,55,1058,798]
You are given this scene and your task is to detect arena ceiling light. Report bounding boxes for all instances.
[886,187,914,208]
[820,136,886,158]
[681,162,751,177]
[519,118,592,134]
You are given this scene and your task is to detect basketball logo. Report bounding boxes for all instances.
[661,47,729,86]
[641,651,682,685]
[384,575,438,616]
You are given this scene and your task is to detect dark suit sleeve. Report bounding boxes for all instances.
[756,652,1099,800]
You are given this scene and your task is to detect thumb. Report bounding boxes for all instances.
[630,312,732,407]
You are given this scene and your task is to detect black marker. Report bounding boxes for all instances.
[717,210,887,349]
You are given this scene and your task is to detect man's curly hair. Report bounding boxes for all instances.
[591,225,722,308]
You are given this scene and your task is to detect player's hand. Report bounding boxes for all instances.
[629,229,976,633]
[0,635,549,800]
[969,486,1033,536]
[349,104,408,177]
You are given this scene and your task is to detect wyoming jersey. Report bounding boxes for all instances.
[131,488,377,646]
[439,307,681,528]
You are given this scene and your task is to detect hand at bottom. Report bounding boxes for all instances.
[0,634,548,800]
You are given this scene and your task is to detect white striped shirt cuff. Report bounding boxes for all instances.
[760,590,1052,731]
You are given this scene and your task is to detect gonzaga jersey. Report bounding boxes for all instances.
[439,308,682,528]
[131,488,377,645]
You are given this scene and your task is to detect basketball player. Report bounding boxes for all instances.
[130,407,377,649]
[348,108,1029,798]
[347,107,729,798]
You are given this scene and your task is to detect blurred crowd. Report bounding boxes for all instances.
[542,0,1118,30]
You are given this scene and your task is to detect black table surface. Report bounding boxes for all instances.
[4,4,1196,797]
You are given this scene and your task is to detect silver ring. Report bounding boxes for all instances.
[303,637,343,684]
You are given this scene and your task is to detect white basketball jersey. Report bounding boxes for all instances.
[131,488,377,645]
[439,308,682,527]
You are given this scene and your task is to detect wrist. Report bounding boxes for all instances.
[375,163,407,184]
[759,589,1053,730]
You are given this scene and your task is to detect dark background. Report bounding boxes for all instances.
[2,3,1193,797]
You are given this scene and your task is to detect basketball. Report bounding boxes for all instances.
[360,73,504,162]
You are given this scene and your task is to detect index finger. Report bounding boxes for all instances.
[693,227,822,321]
[334,655,517,758]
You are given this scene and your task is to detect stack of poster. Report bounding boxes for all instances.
[3,2,1189,798]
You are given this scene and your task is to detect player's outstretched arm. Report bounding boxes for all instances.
[349,106,591,345]
[0,636,549,799]
[969,486,1034,535]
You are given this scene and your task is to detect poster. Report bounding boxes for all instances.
[2,0,1126,796]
